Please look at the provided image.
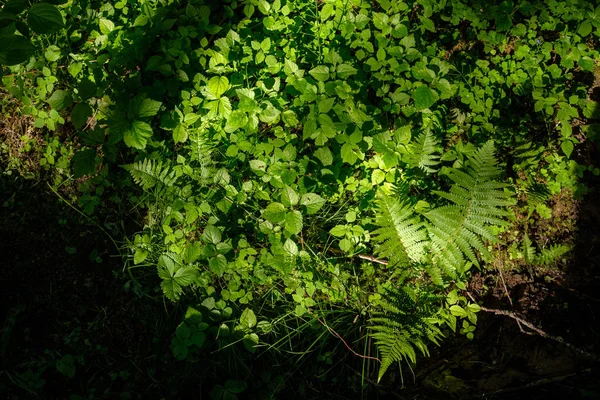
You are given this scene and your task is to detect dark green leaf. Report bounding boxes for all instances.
[47,90,72,111]
[71,102,93,129]
[73,148,96,178]
[0,35,35,65]
[28,3,65,34]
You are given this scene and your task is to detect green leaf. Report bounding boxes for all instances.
[44,45,61,62]
[137,98,162,118]
[99,18,115,34]
[173,123,188,143]
[71,103,93,129]
[337,63,358,78]
[300,193,325,214]
[249,159,267,176]
[314,147,333,166]
[47,90,73,111]
[77,79,96,101]
[449,305,468,317]
[72,148,96,178]
[579,20,593,37]
[284,210,303,235]
[330,225,347,237]
[413,85,437,110]
[202,225,222,244]
[0,35,35,66]
[243,333,259,353]
[309,65,330,81]
[208,76,229,98]
[56,355,76,378]
[239,308,257,329]
[209,254,228,277]
[264,202,286,223]
[3,0,27,15]
[184,242,202,263]
[561,140,574,157]
[28,3,65,34]
[123,120,153,149]
[133,249,148,264]
[281,186,299,207]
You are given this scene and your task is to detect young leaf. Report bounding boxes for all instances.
[208,76,229,98]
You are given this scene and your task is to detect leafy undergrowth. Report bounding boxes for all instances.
[2,0,600,398]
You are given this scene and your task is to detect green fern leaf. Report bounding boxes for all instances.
[426,141,514,280]
[369,288,444,382]
[404,116,441,173]
[371,194,428,266]
[522,234,536,264]
[535,244,571,266]
[123,158,178,191]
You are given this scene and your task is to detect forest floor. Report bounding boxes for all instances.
[0,165,599,399]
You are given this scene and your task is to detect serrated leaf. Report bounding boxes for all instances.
[44,45,61,62]
[207,76,229,98]
[413,85,437,110]
[137,98,162,118]
[47,90,72,111]
[71,103,93,129]
[173,123,188,143]
[314,147,333,166]
[300,193,325,214]
[202,225,222,244]
[281,186,299,207]
[123,120,153,149]
[99,18,115,34]
[183,242,202,263]
[72,148,96,178]
[209,254,228,277]
[264,202,286,223]
[337,63,358,78]
[28,3,64,34]
[284,210,303,235]
[0,35,35,66]
[309,65,330,81]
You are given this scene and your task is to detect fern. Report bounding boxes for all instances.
[123,158,178,191]
[369,287,444,382]
[522,234,571,266]
[404,115,441,173]
[371,195,428,267]
[425,141,514,282]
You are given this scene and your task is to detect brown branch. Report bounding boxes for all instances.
[307,309,381,363]
[470,299,599,360]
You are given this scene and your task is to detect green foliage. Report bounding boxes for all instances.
[2,0,597,391]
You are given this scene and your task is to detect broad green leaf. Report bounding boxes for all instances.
[281,110,298,127]
[47,90,72,111]
[281,186,299,207]
[341,142,358,164]
[283,238,298,255]
[44,45,61,62]
[300,193,325,214]
[71,103,93,129]
[240,308,257,329]
[209,254,228,276]
[579,20,592,37]
[123,120,153,149]
[314,147,333,166]
[561,140,574,157]
[318,97,335,114]
[337,63,358,78]
[309,65,330,81]
[413,85,437,110]
[28,3,65,34]
[243,333,259,353]
[134,249,148,264]
[72,148,96,178]
[158,254,176,278]
[77,79,96,101]
[330,225,347,237]
[173,124,188,143]
[284,210,303,235]
[208,76,229,98]
[137,98,162,118]
[225,110,248,132]
[99,18,115,34]
[173,264,197,286]
[202,225,222,244]
[183,242,202,263]
[3,0,27,15]
[264,202,286,223]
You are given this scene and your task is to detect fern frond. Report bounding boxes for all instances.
[188,130,216,185]
[371,194,428,266]
[404,116,441,173]
[369,287,444,382]
[535,244,571,266]
[426,141,515,280]
[522,233,536,264]
[123,158,178,191]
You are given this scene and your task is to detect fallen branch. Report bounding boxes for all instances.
[468,293,598,360]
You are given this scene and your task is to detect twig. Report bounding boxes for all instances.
[469,297,598,360]
[307,309,381,363]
